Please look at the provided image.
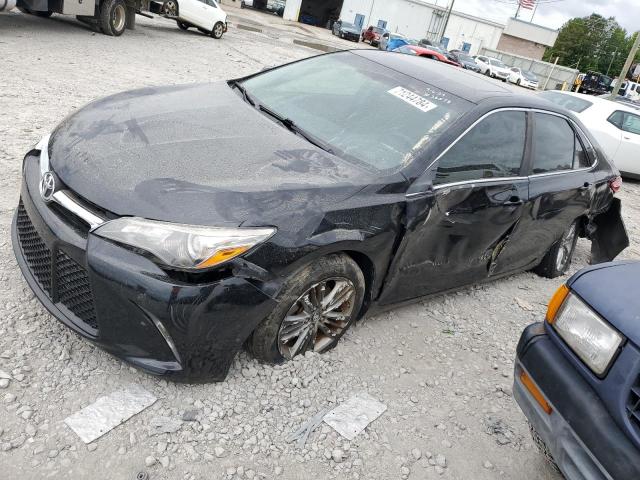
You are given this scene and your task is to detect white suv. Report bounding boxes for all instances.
[474,55,511,82]
[166,0,227,38]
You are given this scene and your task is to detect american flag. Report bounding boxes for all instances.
[519,0,536,9]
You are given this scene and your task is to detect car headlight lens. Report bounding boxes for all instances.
[548,289,623,375]
[94,217,275,270]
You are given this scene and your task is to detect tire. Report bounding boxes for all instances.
[99,0,127,36]
[249,254,365,364]
[517,78,521,86]
[211,21,224,39]
[529,424,561,473]
[177,20,189,30]
[163,0,178,16]
[240,0,245,7]
[485,69,491,76]
[534,221,579,278]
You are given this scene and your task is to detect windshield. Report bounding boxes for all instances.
[539,91,593,113]
[241,52,472,171]
[459,54,474,62]
[490,59,506,68]
[523,71,538,81]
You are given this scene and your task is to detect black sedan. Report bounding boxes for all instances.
[331,20,360,42]
[13,50,628,382]
[448,50,481,72]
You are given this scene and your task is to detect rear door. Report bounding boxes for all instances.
[378,110,530,304]
[514,111,596,267]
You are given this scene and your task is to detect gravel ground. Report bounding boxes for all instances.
[1,9,640,480]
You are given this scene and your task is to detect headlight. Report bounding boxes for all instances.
[94,217,275,271]
[547,288,623,376]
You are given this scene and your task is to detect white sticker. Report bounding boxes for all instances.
[387,86,437,113]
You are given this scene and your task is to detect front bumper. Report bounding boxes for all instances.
[514,323,640,480]
[12,151,278,382]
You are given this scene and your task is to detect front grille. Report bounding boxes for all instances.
[16,201,98,332]
[627,380,640,433]
[16,201,53,294]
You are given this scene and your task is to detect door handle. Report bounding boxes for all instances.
[502,196,524,207]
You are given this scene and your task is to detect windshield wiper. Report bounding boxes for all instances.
[258,104,335,155]
[231,81,256,106]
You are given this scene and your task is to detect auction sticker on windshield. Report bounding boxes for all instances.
[387,86,437,113]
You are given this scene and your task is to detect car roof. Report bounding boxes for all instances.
[543,90,639,115]
[351,50,517,103]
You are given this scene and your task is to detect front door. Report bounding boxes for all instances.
[513,112,596,269]
[610,110,640,176]
[379,110,530,305]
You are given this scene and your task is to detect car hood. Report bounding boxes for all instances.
[48,82,377,227]
[568,261,640,347]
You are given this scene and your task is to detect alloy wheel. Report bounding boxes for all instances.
[164,0,177,16]
[555,223,577,272]
[213,23,224,38]
[277,278,356,359]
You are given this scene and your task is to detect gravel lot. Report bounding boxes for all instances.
[1,9,639,480]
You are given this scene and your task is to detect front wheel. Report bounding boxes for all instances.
[211,21,224,39]
[534,221,579,278]
[249,254,365,364]
[99,0,127,36]
[163,0,178,16]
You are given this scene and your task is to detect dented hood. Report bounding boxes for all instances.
[48,82,374,226]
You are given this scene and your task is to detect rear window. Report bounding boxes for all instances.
[242,52,473,172]
[539,91,593,113]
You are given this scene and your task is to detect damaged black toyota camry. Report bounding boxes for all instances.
[13,50,629,381]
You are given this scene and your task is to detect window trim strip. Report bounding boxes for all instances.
[409,107,599,194]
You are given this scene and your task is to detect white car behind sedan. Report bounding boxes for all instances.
[540,90,640,179]
[473,55,511,82]
[508,67,539,90]
[161,0,227,38]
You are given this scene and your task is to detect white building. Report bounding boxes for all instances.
[283,0,505,55]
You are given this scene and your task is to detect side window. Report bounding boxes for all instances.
[434,111,526,185]
[621,112,640,135]
[608,110,624,129]
[573,136,591,169]
[532,113,575,174]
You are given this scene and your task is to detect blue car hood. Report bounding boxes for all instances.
[568,261,640,347]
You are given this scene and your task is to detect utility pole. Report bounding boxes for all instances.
[367,0,376,28]
[439,0,455,44]
[606,49,618,77]
[610,32,640,99]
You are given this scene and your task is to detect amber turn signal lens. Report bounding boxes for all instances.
[520,370,553,415]
[195,246,250,269]
[546,284,569,324]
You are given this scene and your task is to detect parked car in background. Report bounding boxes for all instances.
[539,90,640,179]
[604,94,640,111]
[514,261,638,480]
[474,55,510,82]
[508,67,539,90]
[332,20,360,42]
[393,45,460,67]
[266,0,285,16]
[13,50,627,382]
[167,0,227,38]
[612,79,640,100]
[362,25,386,46]
[448,50,481,72]
[379,32,407,51]
[578,71,612,95]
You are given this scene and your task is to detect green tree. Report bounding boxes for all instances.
[544,13,639,77]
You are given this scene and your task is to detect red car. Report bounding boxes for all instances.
[396,45,461,67]
[361,25,386,46]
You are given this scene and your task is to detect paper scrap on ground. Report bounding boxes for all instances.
[323,393,387,440]
[64,384,157,443]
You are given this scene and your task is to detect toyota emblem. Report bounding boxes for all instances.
[40,171,56,202]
